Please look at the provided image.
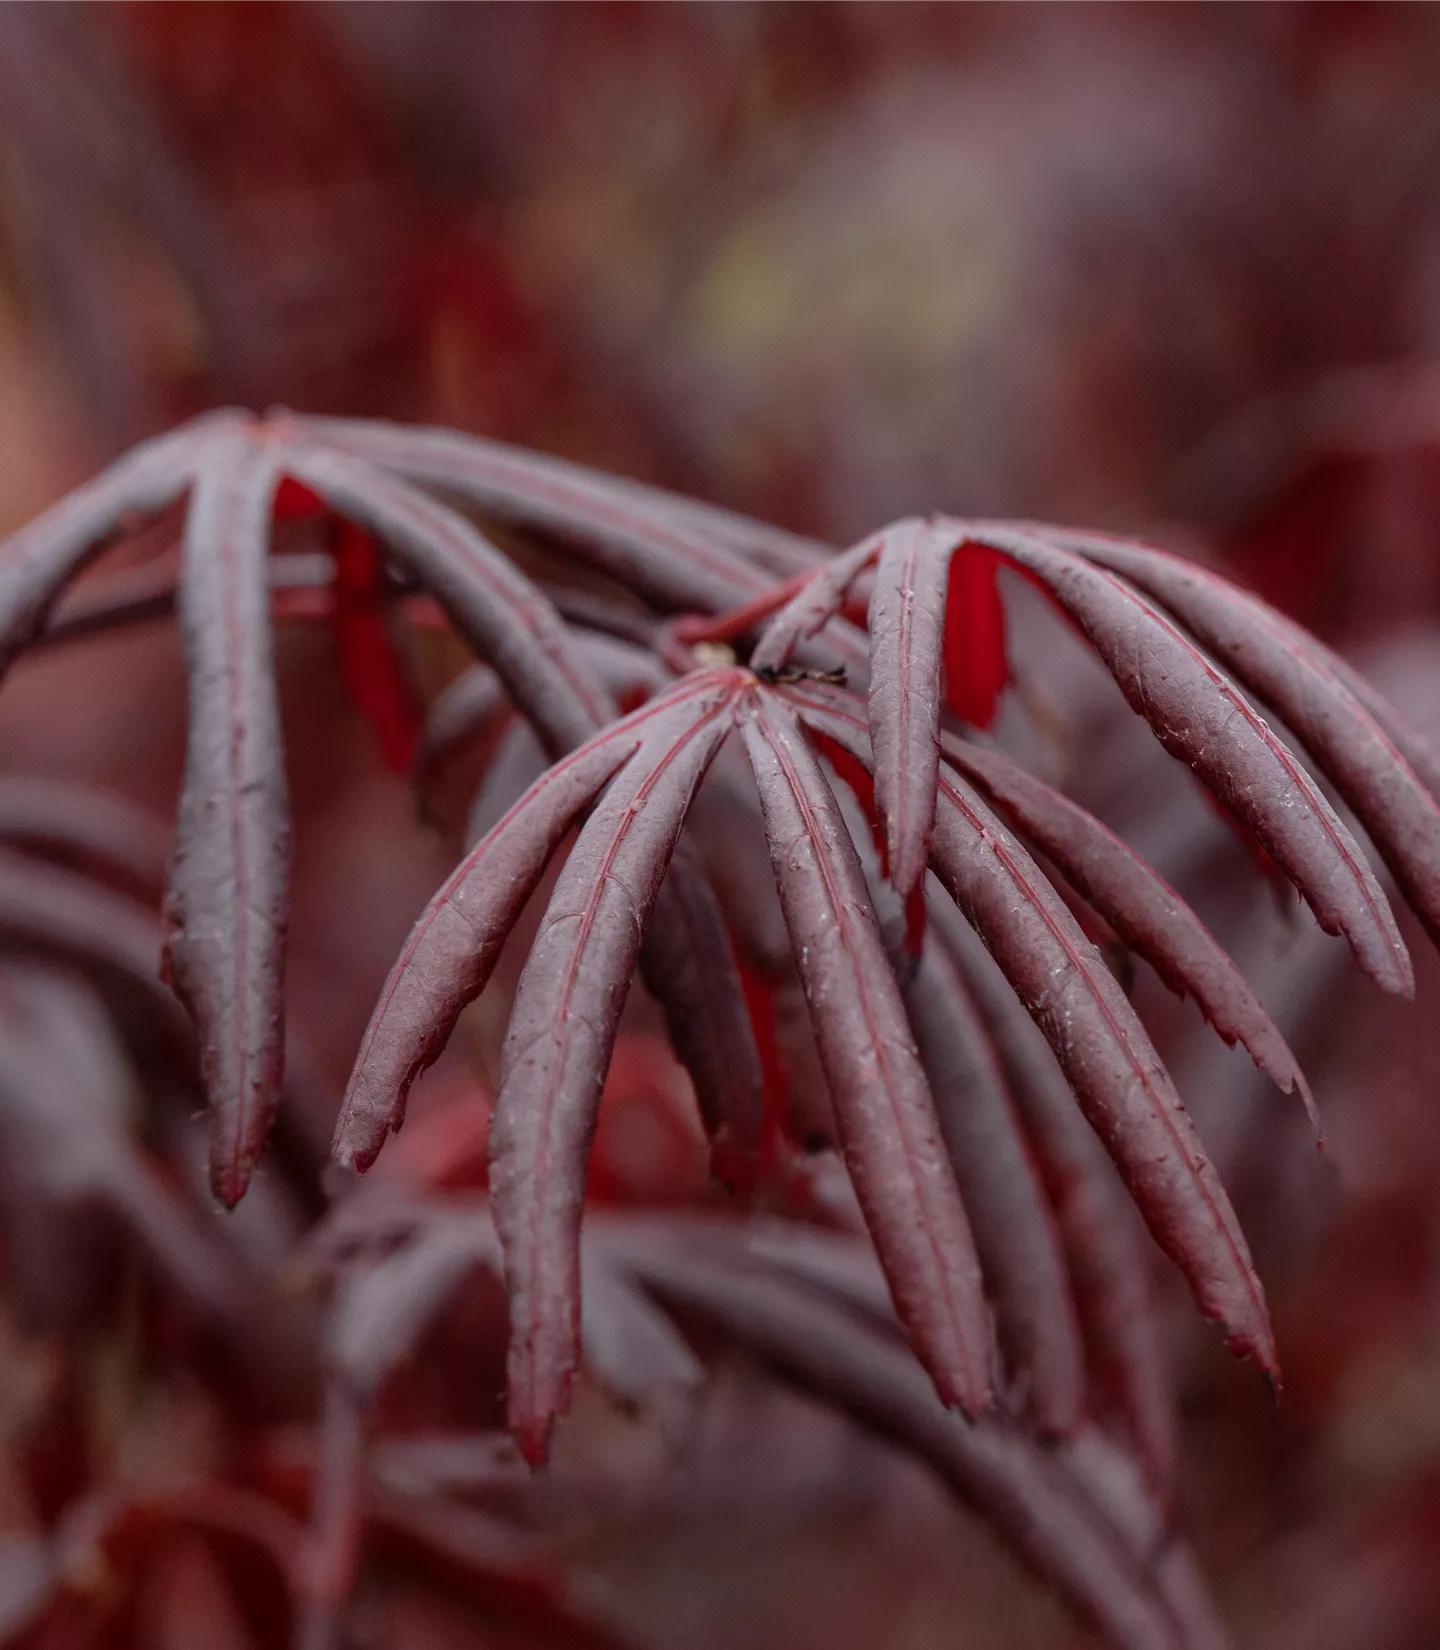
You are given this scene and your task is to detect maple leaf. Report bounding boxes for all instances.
[5,415,1439,1545]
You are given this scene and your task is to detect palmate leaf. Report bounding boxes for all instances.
[0,412,767,1202]
[6,415,1440,1586]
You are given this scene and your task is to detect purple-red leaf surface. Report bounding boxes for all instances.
[637,838,764,1195]
[489,676,739,1461]
[825,744,1083,1435]
[903,932,1086,1437]
[334,695,688,1173]
[967,522,1412,996]
[0,411,234,677]
[624,1243,1189,1650]
[1052,528,1440,953]
[867,519,953,899]
[161,431,289,1207]
[738,688,993,1418]
[940,730,1315,1124]
[781,681,1274,1382]
[930,894,1177,1490]
[292,415,776,614]
[927,759,1275,1377]
[277,438,609,757]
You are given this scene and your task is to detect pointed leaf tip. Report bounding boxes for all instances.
[492,678,740,1452]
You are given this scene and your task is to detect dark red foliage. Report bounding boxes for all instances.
[3,402,1440,1650]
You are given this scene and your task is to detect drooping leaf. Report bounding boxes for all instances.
[1312,637,1440,801]
[1049,528,1440,953]
[489,676,739,1460]
[867,519,952,899]
[824,747,1083,1435]
[0,964,231,1330]
[33,546,333,655]
[761,514,1414,993]
[333,687,708,1174]
[464,716,547,846]
[966,522,1412,996]
[939,729,1315,1125]
[930,895,1177,1490]
[580,1230,707,1411]
[928,762,1275,1377]
[0,410,233,677]
[683,742,794,978]
[1057,1430,1230,1650]
[738,687,993,1418]
[425,637,670,819]
[865,524,1013,897]
[636,838,764,1196]
[329,1212,501,1403]
[0,846,191,1062]
[291,415,774,612]
[162,432,290,1207]
[277,438,610,757]
[415,662,508,801]
[780,682,1274,1381]
[0,775,169,899]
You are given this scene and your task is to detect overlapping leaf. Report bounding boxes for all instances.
[738,690,993,1417]
[780,681,1275,1378]
[929,894,1177,1489]
[825,753,1083,1436]
[307,1195,1221,1650]
[755,514,1429,1003]
[490,676,740,1458]
[938,728,1315,1124]
[7,413,1440,1611]
[293,413,822,608]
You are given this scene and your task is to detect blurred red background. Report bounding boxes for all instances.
[2,6,1440,1647]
